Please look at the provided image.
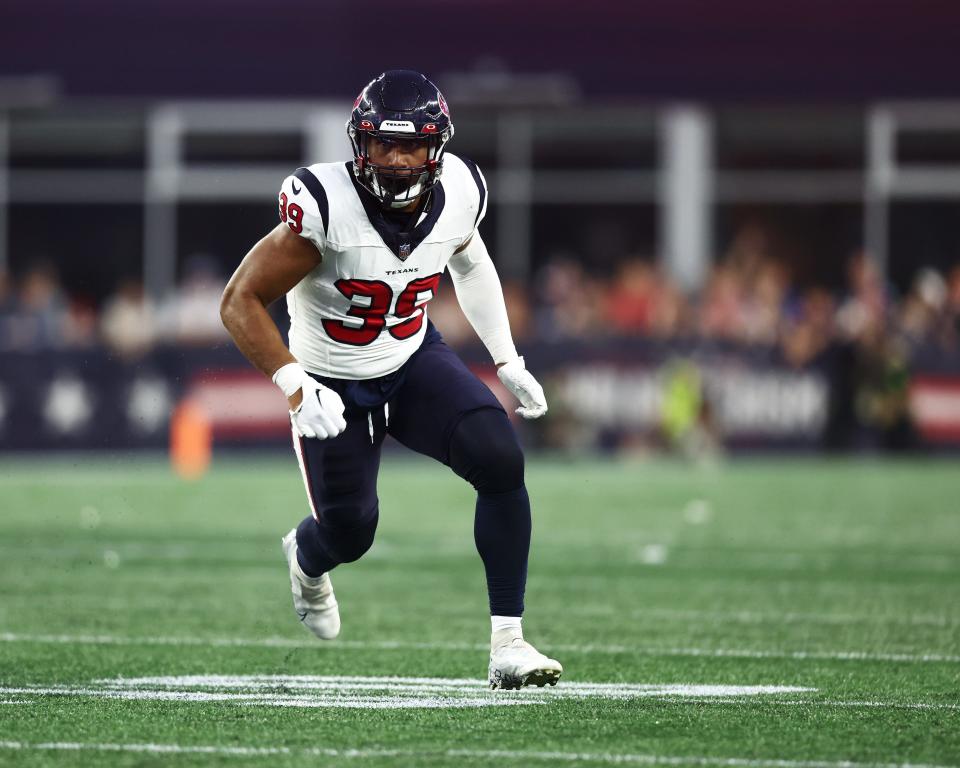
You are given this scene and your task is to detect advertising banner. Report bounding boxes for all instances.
[0,341,953,453]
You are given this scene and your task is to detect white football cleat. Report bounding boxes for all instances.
[281,528,340,640]
[488,633,563,690]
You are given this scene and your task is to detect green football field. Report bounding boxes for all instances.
[0,455,958,767]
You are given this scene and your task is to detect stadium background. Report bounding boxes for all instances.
[2,3,960,766]
[3,1,960,457]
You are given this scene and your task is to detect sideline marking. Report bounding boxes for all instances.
[0,741,954,768]
[0,676,814,710]
[2,631,958,664]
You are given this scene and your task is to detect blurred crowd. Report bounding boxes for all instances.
[435,226,960,369]
[0,256,229,357]
[4,231,960,370]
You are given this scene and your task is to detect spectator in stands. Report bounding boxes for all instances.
[158,254,230,345]
[946,264,960,344]
[781,287,835,368]
[836,250,889,344]
[898,267,947,348]
[0,270,15,350]
[604,258,657,335]
[698,264,743,340]
[501,280,533,343]
[740,261,788,346]
[533,254,602,340]
[649,273,689,338]
[62,296,99,348]
[101,278,157,357]
[6,263,68,349]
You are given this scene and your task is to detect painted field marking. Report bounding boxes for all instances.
[2,676,956,712]
[0,676,815,710]
[0,741,955,768]
[2,631,958,664]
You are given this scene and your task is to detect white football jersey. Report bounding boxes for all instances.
[278,153,487,379]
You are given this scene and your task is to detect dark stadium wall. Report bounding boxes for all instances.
[2,0,960,101]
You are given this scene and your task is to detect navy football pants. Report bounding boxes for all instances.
[292,336,531,616]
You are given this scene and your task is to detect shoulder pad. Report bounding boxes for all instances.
[450,155,488,229]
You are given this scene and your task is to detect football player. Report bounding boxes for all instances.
[220,70,562,689]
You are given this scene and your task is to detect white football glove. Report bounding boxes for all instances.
[272,362,347,440]
[497,356,548,419]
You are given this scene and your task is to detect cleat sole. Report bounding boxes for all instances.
[523,668,562,688]
[489,667,562,691]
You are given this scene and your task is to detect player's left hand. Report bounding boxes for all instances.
[497,356,548,419]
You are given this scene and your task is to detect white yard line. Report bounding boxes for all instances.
[0,687,531,709]
[1,676,955,712]
[94,676,814,697]
[0,741,954,768]
[0,678,814,710]
[2,631,957,664]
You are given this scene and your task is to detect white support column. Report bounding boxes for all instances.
[659,106,713,293]
[865,107,895,281]
[305,106,348,164]
[495,113,533,282]
[143,107,182,300]
[0,115,8,275]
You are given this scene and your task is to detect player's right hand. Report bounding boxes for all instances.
[291,377,347,439]
[273,362,347,440]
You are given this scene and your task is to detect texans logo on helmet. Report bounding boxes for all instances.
[438,92,450,117]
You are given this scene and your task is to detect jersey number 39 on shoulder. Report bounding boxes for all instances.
[279,193,303,234]
[322,275,442,346]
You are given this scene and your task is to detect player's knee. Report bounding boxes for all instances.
[303,501,379,565]
[449,408,525,494]
[480,437,525,494]
[324,503,379,563]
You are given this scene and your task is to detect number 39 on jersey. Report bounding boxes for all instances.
[276,153,488,379]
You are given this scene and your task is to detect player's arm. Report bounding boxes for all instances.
[448,233,517,365]
[448,233,547,419]
[220,224,319,401]
[220,223,346,439]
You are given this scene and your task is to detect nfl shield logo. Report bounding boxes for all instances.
[399,242,411,260]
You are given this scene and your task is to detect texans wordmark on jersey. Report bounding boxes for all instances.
[278,153,487,380]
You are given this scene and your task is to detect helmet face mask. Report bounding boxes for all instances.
[347,70,454,209]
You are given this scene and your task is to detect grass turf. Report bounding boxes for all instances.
[0,455,958,767]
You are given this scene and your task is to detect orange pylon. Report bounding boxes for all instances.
[170,399,212,479]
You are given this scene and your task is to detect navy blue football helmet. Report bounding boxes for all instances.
[347,70,454,208]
